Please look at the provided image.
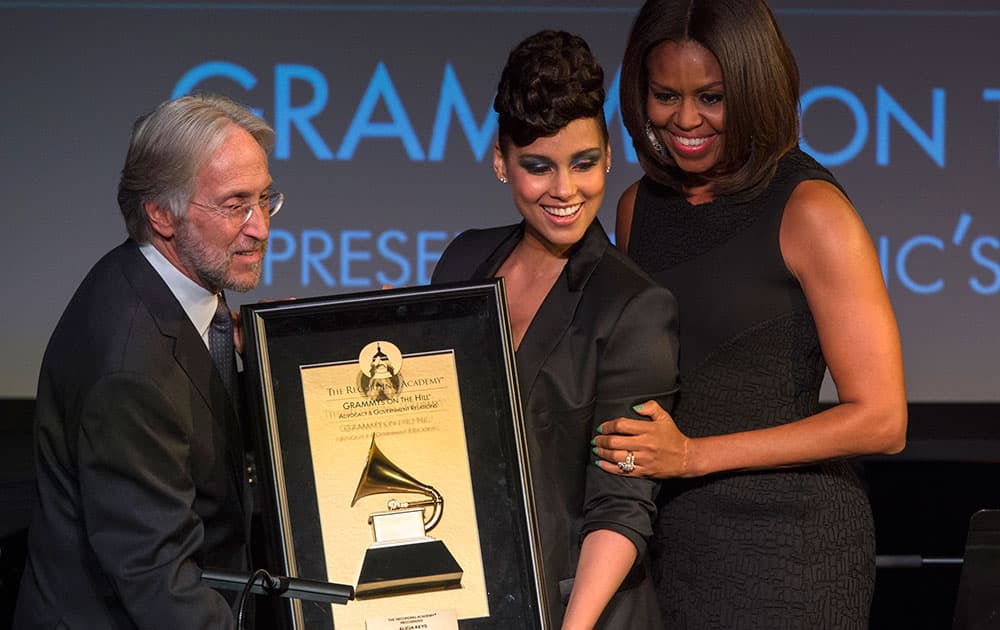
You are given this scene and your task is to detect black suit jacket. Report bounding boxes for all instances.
[14,240,251,629]
[433,221,679,629]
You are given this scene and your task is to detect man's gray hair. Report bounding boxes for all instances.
[117,94,276,243]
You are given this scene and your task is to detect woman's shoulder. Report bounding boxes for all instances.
[774,146,844,194]
[447,223,519,250]
[590,239,676,308]
[431,223,519,283]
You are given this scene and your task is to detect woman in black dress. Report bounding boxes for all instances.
[433,30,678,629]
[591,1,907,628]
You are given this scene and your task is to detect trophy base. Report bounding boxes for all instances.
[355,539,463,599]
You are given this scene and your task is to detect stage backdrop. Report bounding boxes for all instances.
[3,1,998,404]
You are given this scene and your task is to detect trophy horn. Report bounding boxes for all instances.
[351,435,444,531]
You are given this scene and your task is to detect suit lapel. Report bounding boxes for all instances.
[471,224,522,280]
[119,241,249,519]
[473,222,610,404]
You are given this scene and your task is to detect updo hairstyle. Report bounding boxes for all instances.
[494,30,608,152]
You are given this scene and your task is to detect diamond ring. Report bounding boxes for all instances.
[617,451,636,473]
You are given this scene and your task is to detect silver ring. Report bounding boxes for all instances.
[617,451,636,473]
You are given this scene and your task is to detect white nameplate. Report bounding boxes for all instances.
[370,507,427,542]
[366,609,459,630]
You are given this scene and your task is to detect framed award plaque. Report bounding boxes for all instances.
[240,280,547,630]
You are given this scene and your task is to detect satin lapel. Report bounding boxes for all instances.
[471,224,523,280]
[119,242,248,517]
[513,221,611,404]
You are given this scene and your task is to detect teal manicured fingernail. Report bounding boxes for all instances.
[596,425,603,434]
[632,403,644,412]
[589,438,596,446]
[593,459,602,467]
[591,446,597,454]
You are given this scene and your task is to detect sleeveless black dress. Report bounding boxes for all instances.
[628,148,875,629]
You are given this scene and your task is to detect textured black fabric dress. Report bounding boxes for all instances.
[628,148,875,629]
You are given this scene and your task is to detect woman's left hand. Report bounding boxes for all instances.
[593,401,693,479]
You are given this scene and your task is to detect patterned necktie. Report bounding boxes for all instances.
[209,293,236,397]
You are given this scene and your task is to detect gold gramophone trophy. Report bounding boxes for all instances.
[350,435,464,598]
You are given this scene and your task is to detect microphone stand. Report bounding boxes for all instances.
[204,567,354,630]
[202,567,354,604]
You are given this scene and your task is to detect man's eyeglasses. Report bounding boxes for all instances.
[189,191,284,226]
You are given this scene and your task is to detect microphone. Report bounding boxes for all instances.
[202,567,354,604]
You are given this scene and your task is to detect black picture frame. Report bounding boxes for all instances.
[240,280,547,630]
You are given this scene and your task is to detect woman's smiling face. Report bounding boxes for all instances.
[495,116,610,256]
[645,39,726,175]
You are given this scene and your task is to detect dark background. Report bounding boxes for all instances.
[2,1,998,628]
[6,402,998,628]
[2,0,999,402]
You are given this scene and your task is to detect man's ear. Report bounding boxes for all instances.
[145,201,177,239]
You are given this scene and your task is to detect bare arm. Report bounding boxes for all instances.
[614,182,639,254]
[562,530,638,630]
[595,180,906,478]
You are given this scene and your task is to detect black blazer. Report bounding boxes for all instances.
[14,241,250,629]
[433,221,679,629]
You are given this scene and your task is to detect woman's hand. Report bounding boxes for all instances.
[593,401,693,479]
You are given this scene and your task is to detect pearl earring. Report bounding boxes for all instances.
[499,176,508,184]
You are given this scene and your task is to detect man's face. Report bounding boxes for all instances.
[175,125,272,293]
